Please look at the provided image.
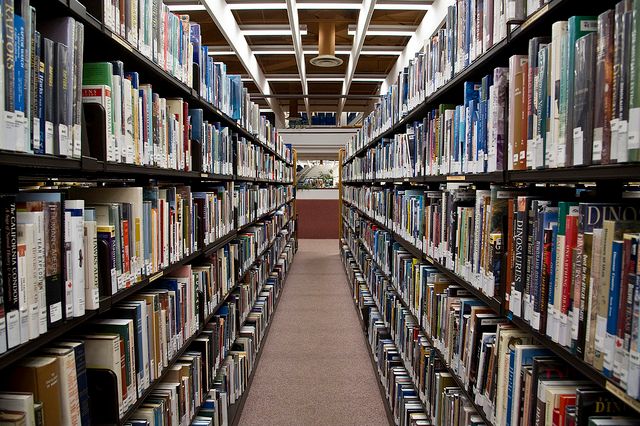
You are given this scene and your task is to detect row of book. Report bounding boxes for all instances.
[341,242,429,426]
[236,138,294,182]
[342,212,640,426]
[234,184,294,228]
[342,181,640,400]
[0,228,295,425]
[346,4,640,175]
[236,209,294,279]
[0,182,292,355]
[0,3,292,169]
[343,73,506,180]
[344,0,553,159]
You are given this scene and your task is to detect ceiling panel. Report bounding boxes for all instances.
[363,34,411,46]
[257,55,300,74]
[354,55,398,74]
[308,81,343,95]
[245,35,295,46]
[232,9,290,25]
[348,81,381,95]
[269,81,304,93]
[370,9,426,25]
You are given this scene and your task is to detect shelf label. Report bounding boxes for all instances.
[149,271,163,282]
[605,380,640,412]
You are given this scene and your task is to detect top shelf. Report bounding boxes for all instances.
[342,0,607,167]
[34,0,293,167]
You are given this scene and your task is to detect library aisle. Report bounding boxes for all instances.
[238,239,390,426]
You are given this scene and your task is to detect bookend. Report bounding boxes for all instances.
[87,368,120,425]
[82,102,107,161]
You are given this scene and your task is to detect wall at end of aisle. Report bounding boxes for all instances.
[296,189,339,238]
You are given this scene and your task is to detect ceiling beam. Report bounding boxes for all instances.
[200,0,287,127]
[338,0,377,116]
[285,0,311,121]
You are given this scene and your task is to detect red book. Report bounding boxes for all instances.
[561,215,578,315]
[121,218,130,280]
[557,394,576,426]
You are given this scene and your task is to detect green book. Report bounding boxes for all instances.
[562,16,598,167]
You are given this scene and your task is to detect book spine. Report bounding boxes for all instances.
[2,198,19,349]
[604,240,624,378]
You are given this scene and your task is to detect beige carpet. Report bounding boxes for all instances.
[237,239,390,426]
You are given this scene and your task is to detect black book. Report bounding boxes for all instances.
[42,37,54,131]
[0,196,19,349]
[54,42,69,156]
[528,356,570,426]
[572,32,597,166]
[575,387,628,426]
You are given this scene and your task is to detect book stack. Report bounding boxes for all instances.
[341,206,640,425]
[0,8,85,158]
[234,184,293,228]
[236,137,293,182]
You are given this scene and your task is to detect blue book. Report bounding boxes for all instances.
[189,109,204,142]
[605,240,624,377]
[111,302,145,392]
[124,71,139,89]
[36,31,45,154]
[506,347,516,426]
[508,345,552,426]
[14,14,25,113]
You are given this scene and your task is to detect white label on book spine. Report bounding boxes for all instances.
[593,127,603,162]
[45,121,54,155]
[604,333,616,371]
[73,124,82,158]
[3,111,16,151]
[510,290,522,316]
[49,301,62,323]
[629,108,640,150]
[595,315,607,351]
[628,350,640,399]
[573,127,584,166]
[610,118,619,161]
[32,118,40,152]
[14,111,26,153]
[58,124,69,157]
[618,120,629,162]
[570,307,579,340]
[6,311,19,349]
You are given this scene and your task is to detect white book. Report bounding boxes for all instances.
[122,77,134,164]
[83,216,99,311]
[16,210,46,335]
[111,74,123,162]
[0,393,35,426]
[64,200,85,318]
[16,224,31,344]
[41,346,81,426]
[16,223,39,342]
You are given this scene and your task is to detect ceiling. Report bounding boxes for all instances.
[166,0,431,125]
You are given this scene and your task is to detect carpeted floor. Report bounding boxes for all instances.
[237,239,390,426]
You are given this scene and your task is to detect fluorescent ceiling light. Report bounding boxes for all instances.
[352,77,386,82]
[254,50,296,55]
[167,4,206,11]
[227,1,431,10]
[207,51,236,55]
[375,3,431,10]
[348,24,416,36]
[307,77,344,82]
[267,77,301,82]
[240,25,308,36]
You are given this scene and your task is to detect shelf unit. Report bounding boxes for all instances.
[341,197,640,418]
[341,0,605,168]
[113,228,297,426]
[0,198,294,372]
[340,245,414,426]
[341,217,497,426]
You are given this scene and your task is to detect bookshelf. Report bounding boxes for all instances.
[339,0,640,423]
[0,0,298,424]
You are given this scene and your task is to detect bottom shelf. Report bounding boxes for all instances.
[226,258,292,426]
[342,256,396,426]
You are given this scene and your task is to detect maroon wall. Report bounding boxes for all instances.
[297,199,339,239]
